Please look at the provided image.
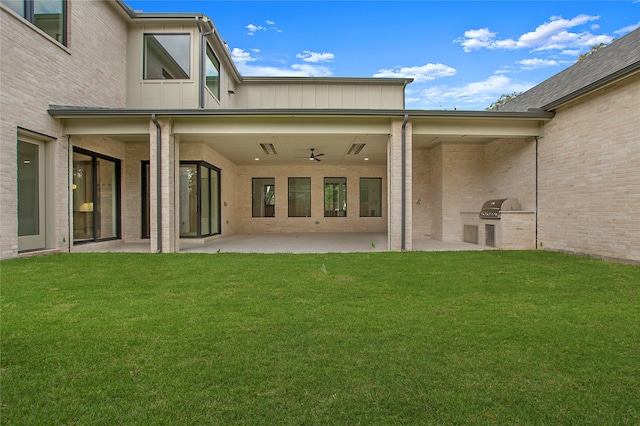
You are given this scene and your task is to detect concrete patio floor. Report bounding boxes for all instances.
[71,233,491,254]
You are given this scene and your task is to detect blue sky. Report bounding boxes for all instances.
[125,1,640,110]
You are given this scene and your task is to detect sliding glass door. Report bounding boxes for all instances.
[179,162,220,238]
[73,148,120,243]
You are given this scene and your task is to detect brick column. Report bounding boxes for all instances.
[388,117,413,251]
[149,117,179,253]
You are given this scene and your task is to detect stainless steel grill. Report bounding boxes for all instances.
[479,198,521,219]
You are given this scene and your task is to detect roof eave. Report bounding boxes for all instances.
[542,60,640,111]
[48,106,554,120]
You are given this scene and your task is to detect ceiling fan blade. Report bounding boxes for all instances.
[314,157,321,161]
[315,153,325,157]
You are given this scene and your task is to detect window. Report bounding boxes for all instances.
[360,178,382,217]
[73,148,121,243]
[179,162,220,238]
[2,0,66,45]
[143,34,191,79]
[288,177,311,217]
[205,44,221,99]
[252,178,275,217]
[324,177,347,217]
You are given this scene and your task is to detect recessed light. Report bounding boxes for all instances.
[364,157,369,161]
[254,158,260,161]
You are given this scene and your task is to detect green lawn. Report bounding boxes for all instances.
[1,251,639,424]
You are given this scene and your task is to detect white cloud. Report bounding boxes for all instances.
[234,61,333,77]
[296,51,335,63]
[231,48,259,63]
[615,21,640,36]
[266,20,275,25]
[454,15,614,54]
[246,24,266,36]
[373,63,456,82]
[516,58,560,70]
[408,75,533,110]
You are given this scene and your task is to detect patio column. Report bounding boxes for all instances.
[149,117,180,253]
[388,117,413,251]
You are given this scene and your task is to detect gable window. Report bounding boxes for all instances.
[2,0,66,45]
[205,44,221,99]
[252,178,275,217]
[288,177,311,217]
[360,178,382,217]
[324,177,347,217]
[143,34,191,80]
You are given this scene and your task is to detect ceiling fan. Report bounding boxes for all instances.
[297,148,324,161]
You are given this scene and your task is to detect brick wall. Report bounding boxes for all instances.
[234,164,387,235]
[1,1,128,259]
[537,72,640,263]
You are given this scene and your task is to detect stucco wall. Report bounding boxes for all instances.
[0,1,128,259]
[537,72,640,262]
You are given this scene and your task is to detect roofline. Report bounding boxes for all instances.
[542,60,640,111]
[242,77,414,85]
[48,106,555,120]
[114,0,204,20]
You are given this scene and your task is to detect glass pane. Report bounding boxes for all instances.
[96,158,117,239]
[200,167,210,236]
[206,45,220,98]
[34,0,64,44]
[360,178,382,217]
[144,34,190,79]
[252,178,275,217]
[211,168,220,234]
[17,141,39,236]
[179,165,198,236]
[73,153,94,241]
[288,177,311,217]
[324,177,347,217]
[2,0,25,15]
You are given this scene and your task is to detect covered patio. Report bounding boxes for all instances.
[70,233,491,254]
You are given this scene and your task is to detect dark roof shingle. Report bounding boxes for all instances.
[499,27,640,112]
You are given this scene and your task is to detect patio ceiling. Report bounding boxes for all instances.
[56,110,549,166]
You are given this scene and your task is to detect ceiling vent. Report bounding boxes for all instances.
[259,143,277,155]
[346,143,366,155]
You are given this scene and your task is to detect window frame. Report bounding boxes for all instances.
[72,147,121,245]
[252,177,275,218]
[359,177,382,217]
[2,0,67,46]
[178,161,221,238]
[205,43,221,99]
[324,177,347,217]
[288,177,311,218]
[143,33,192,80]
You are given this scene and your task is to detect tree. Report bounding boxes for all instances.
[486,92,522,111]
[578,42,610,61]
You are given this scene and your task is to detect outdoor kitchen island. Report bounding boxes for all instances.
[461,199,536,249]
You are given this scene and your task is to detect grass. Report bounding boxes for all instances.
[1,251,639,425]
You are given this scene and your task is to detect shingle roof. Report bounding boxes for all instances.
[499,27,640,112]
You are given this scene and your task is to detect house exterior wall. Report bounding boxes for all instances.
[234,164,387,235]
[412,149,433,239]
[1,1,128,259]
[125,22,238,109]
[537,72,640,263]
[235,81,406,109]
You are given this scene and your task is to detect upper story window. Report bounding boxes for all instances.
[143,34,191,80]
[2,0,66,45]
[205,44,220,99]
